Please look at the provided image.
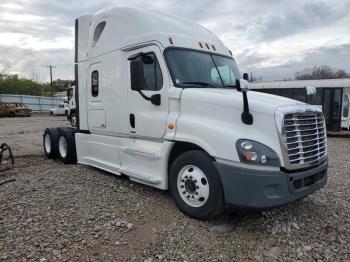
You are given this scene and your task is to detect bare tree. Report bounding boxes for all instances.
[295,65,350,80]
[30,68,41,82]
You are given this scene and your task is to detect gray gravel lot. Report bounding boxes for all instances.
[0,114,68,156]
[0,116,349,261]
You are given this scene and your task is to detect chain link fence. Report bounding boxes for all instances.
[0,94,65,113]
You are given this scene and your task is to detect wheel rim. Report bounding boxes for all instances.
[44,134,51,153]
[58,136,67,158]
[177,165,209,207]
[71,116,77,127]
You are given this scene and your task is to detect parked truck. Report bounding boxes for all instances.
[49,103,68,116]
[43,6,328,220]
[66,85,77,127]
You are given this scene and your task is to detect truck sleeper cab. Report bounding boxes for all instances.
[43,6,328,220]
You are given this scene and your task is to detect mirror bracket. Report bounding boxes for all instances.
[137,91,161,106]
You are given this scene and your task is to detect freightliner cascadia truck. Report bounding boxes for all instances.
[43,6,328,220]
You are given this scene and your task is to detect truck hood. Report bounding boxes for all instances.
[181,88,303,116]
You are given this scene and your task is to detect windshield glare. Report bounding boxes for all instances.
[165,49,240,88]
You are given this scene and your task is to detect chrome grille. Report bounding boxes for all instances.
[283,111,327,166]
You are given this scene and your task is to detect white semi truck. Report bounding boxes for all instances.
[43,6,328,220]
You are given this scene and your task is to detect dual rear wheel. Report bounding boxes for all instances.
[43,128,77,164]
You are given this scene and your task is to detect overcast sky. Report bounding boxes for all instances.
[0,0,349,82]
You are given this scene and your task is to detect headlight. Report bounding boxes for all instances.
[236,139,280,167]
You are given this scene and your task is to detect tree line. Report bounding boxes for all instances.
[295,65,350,80]
[0,73,72,96]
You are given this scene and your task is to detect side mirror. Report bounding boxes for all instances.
[130,59,144,91]
[243,73,249,82]
[240,79,249,91]
[141,55,154,65]
[235,79,249,92]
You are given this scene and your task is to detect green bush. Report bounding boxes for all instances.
[0,73,55,97]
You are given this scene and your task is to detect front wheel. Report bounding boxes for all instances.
[169,150,224,220]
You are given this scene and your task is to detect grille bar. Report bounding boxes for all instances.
[285,130,325,139]
[288,145,326,157]
[286,135,325,145]
[283,111,327,166]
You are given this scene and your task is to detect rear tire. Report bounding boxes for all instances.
[49,111,53,117]
[43,128,59,159]
[169,150,225,220]
[57,128,77,164]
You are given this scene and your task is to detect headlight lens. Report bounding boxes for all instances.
[236,139,280,167]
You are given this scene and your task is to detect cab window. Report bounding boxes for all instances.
[211,65,236,86]
[92,21,106,47]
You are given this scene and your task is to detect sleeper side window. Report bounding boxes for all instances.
[91,70,99,97]
[92,21,106,47]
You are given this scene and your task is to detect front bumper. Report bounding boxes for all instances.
[214,160,328,209]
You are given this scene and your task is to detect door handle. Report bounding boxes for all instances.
[130,114,135,128]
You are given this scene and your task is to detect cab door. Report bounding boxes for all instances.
[127,46,169,138]
[87,61,106,131]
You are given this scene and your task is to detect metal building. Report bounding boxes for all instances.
[250,79,350,132]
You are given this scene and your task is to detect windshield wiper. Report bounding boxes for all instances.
[180,82,216,88]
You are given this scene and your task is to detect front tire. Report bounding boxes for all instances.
[169,150,224,220]
[57,128,77,164]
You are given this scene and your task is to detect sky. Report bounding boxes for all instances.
[0,0,350,82]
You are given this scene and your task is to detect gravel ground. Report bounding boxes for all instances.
[0,114,68,156]
[0,116,349,261]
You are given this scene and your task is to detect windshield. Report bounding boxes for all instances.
[165,49,240,88]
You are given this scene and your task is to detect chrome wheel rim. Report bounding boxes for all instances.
[71,116,77,127]
[44,134,51,153]
[58,136,67,158]
[177,165,209,207]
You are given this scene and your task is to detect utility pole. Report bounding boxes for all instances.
[250,72,253,83]
[47,65,56,87]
